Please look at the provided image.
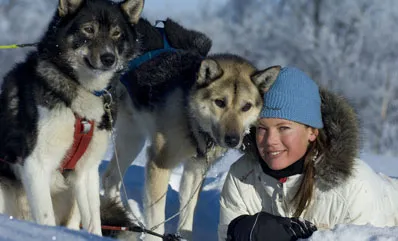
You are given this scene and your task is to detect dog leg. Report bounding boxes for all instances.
[102,107,146,203]
[86,166,102,235]
[51,180,80,228]
[177,158,208,240]
[75,166,102,236]
[145,158,171,241]
[74,173,90,229]
[144,132,174,241]
[19,157,56,226]
[64,199,81,230]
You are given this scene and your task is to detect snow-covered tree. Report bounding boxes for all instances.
[0,0,56,80]
[192,0,398,154]
[0,0,397,154]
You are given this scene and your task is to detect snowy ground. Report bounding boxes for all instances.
[0,148,397,241]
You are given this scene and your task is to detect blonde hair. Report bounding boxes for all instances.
[292,129,326,217]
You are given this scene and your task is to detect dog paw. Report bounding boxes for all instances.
[71,88,105,121]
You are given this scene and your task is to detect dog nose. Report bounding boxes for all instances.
[225,134,240,148]
[100,53,115,67]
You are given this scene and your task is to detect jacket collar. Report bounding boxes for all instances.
[313,88,359,190]
[242,88,359,191]
[258,156,304,181]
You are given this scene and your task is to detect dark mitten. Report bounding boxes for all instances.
[277,216,318,239]
[227,212,317,241]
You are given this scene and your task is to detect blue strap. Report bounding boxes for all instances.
[126,48,173,70]
[93,86,111,96]
[126,27,174,70]
[93,90,104,96]
[154,20,171,50]
[120,23,177,97]
[156,27,172,50]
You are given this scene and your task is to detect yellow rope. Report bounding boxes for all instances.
[0,43,37,49]
[0,44,19,49]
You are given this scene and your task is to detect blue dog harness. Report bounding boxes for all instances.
[120,23,177,99]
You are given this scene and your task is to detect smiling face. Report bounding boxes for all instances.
[63,1,142,90]
[40,0,144,91]
[256,118,318,170]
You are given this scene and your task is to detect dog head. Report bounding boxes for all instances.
[39,0,144,92]
[189,54,280,149]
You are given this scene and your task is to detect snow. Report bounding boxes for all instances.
[360,152,398,178]
[309,224,398,241]
[0,0,398,240]
[0,215,115,241]
[1,149,396,241]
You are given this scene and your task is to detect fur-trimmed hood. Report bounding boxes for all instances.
[242,89,360,191]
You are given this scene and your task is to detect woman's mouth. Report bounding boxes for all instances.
[267,150,284,159]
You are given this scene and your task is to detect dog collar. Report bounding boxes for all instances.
[195,131,215,158]
[188,121,215,158]
[93,86,112,97]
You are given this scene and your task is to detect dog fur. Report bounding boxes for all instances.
[0,0,144,235]
[102,42,281,239]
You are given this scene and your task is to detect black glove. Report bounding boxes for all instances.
[227,212,317,241]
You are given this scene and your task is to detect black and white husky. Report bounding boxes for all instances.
[0,0,143,236]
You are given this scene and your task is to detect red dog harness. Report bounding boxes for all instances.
[0,117,94,168]
[60,117,94,171]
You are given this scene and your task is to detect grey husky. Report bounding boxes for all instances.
[0,0,143,235]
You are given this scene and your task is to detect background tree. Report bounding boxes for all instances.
[190,0,398,154]
[0,0,397,154]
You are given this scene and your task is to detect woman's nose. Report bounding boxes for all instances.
[266,130,278,145]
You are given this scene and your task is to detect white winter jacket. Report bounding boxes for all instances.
[218,89,398,241]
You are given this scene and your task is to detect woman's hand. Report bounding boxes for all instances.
[227,211,317,241]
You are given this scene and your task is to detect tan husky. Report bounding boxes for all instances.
[103,51,280,240]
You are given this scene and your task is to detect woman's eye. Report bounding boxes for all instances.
[257,126,267,132]
[279,126,289,131]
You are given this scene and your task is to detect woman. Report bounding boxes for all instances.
[218,67,398,241]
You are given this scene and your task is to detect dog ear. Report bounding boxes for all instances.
[197,59,223,86]
[251,65,281,94]
[121,0,144,25]
[58,0,84,17]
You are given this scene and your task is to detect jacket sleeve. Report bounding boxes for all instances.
[345,179,398,227]
[218,170,249,241]
[342,160,398,227]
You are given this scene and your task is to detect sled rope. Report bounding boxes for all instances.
[101,224,183,241]
[0,43,38,49]
[149,156,211,232]
[110,131,146,229]
[109,127,186,240]
[104,89,147,231]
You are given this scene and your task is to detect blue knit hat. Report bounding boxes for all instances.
[260,67,323,128]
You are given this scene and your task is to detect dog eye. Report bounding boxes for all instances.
[83,26,95,34]
[112,30,121,38]
[215,99,226,108]
[242,103,252,112]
